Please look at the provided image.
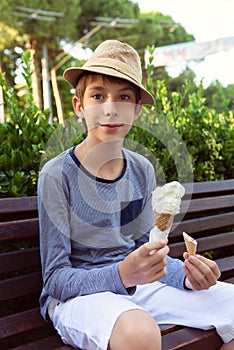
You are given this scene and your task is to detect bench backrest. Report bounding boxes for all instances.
[0,179,233,343]
[171,179,234,283]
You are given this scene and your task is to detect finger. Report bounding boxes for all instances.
[184,258,216,290]
[183,258,207,289]
[141,240,168,257]
[183,252,189,260]
[183,264,203,290]
[149,245,169,265]
[149,265,167,283]
[147,257,168,283]
[196,255,221,279]
[134,255,167,285]
[188,256,219,286]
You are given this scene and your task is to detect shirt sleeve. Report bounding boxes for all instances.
[38,171,130,302]
[160,255,186,290]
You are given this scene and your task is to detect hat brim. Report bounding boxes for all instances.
[63,66,155,105]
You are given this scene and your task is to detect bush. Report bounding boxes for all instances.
[128,47,234,183]
[0,51,55,197]
[0,49,233,197]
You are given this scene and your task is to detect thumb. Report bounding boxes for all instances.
[183,252,189,260]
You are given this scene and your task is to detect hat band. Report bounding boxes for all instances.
[83,58,142,86]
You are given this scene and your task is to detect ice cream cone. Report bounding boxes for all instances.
[154,212,174,231]
[149,212,174,242]
[150,181,185,242]
[183,232,197,255]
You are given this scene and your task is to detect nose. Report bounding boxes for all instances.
[103,101,118,117]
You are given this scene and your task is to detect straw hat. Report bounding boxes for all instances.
[63,40,154,105]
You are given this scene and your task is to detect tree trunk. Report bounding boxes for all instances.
[0,59,4,122]
[50,58,65,125]
[27,39,42,110]
[41,44,53,124]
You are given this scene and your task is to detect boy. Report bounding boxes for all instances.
[38,40,234,350]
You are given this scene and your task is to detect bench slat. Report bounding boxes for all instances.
[169,231,234,258]
[9,335,69,350]
[162,327,223,350]
[183,179,234,195]
[160,324,183,335]
[225,277,234,284]
[0,218,39,242]
[216,256,234,273]
[180,194,234,214]
[0,196,38,214]
[0,248,40,274]
[0,308,45,339]
[172,212,234,236]
[0,272,42,302]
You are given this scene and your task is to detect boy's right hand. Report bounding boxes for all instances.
[118,240,169,288]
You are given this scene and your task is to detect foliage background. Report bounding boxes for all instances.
[0,52,55,196]
[0,49,233,197]
[0,1,233,197]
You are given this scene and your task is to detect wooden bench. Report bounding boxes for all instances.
[0,179,233,350]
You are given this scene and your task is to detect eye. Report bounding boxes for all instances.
[120,94,130,100]
[92,94,103,100]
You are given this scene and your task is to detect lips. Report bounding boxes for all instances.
[101,123,123,130]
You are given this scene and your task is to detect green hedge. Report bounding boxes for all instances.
[127,79,233,183]
[0,50,233,197]
[0,51,55,197]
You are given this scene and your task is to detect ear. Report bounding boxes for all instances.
[134,100,142,120]
[73,96,84,119]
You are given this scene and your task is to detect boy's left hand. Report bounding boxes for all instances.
[183,253,221,290]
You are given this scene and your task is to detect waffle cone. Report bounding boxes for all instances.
[185,241,197,255]
[154,212,174,231]
[183,232,197,255]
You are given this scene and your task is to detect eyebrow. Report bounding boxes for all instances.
[87,86,136,93]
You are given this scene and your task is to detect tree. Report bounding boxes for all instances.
[75,0,139,44]
[204,81,234,113]
[0,0,140,122]
[1,0,81,119]
[133,12,194,49]
[0,0,197,123]
[57,9,195,118]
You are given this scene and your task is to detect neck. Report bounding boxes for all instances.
[86,137,123,157]
[76,138,125,180]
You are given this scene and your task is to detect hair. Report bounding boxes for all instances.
[75,72,141,106]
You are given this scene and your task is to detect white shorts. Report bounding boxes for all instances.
[50,281,234,350]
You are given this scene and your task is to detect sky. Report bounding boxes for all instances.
[135,0,234,86]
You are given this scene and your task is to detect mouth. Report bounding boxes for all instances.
[100,123,124,130]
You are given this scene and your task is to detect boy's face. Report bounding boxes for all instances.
[73,76,142,143]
